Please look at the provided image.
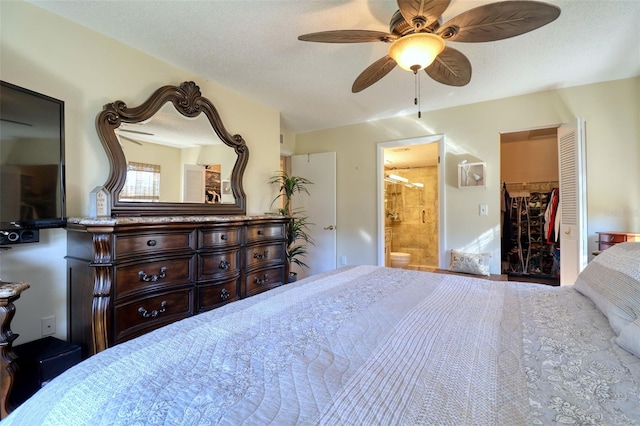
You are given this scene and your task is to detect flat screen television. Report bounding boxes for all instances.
[0,81,66,234]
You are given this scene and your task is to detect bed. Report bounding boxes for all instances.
[5,243,640,425]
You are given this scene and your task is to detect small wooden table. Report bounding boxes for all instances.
[0,281,30,419]
[596,231,640,251]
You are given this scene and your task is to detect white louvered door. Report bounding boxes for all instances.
[183,164,205,203]
[558,118,587,286]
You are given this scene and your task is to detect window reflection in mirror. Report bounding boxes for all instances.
[120,161,160,202]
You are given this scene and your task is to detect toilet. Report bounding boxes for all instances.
[390,252,411,269]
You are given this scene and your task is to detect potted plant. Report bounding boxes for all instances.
[269,171,313,283]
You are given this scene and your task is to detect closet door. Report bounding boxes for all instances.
[558,118,587,286]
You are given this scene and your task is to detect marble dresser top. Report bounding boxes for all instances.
[0,281,30,299]
[67,214,284,226]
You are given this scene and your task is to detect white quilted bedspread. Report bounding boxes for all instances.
[5,266,640,425]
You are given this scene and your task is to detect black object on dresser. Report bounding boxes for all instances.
[11,337,81,407]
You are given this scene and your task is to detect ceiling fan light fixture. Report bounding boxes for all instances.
[388,33,445,72]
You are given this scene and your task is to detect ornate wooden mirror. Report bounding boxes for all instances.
[96,81,248,216]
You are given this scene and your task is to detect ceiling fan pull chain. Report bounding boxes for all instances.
[414,70,418,108]
[414,70,422,119]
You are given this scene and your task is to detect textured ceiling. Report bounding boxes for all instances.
[27,0,640,134]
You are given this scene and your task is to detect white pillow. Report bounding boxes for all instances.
[617,318,640,358]
[449,249,491,276]
[574,242,640,357]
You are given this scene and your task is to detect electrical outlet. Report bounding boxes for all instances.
[479,204,488,216]
[42,316,56,336]
[340,256,347,266]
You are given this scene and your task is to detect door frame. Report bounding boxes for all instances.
[499,120,587,285]
[376,135,446,268]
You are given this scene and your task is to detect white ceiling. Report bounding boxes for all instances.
[28,0,640,134]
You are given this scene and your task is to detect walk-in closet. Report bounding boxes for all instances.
[501,128,560,285]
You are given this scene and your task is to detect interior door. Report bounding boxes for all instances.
[558,118,588,286]
[291,152,337,279]
[183,164,205,203]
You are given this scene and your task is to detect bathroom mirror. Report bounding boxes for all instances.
[96,81,248,216]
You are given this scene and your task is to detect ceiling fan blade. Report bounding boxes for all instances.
[118,135,143,146]
[119,128,154,136]
[397,0,451,30]
[438,1,560,42]
[298,30,396,43]
[425,46,471,86]
[352,56,398,93]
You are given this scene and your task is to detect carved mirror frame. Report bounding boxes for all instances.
[96,81,248,216]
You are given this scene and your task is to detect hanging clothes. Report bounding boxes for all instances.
[544,188,560,244]
[501,183,514,258]
[554,198,562,243]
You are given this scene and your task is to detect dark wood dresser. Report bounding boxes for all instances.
[596,231,640,252]
[66,215,288,358]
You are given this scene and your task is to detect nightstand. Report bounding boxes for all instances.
[0,280,30,419]
[596,232,640,251]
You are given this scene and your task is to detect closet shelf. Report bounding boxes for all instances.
[503,188,559,283]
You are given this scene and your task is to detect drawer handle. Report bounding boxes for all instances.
[257,230,264,235]
[253,250,269,259]
[254,273,269,285]
[147,239,157,246]
[138,266,167,282]
[221,234,227,241]
[138,300,167,318]
[220,288,230,301]
[219,260,230,270]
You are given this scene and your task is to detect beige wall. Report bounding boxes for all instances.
[295,78,640,273]
[1,1,282,343]
[279,127,297,156]
[501,137,559,184]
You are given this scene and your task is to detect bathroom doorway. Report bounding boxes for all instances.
[377,136,444,270]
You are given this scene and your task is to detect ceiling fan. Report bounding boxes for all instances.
[298,0,560,93]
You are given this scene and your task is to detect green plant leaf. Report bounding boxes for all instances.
[269,171,314,270]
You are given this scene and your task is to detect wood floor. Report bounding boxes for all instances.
[404,265,559,285]
[506,273,560,286]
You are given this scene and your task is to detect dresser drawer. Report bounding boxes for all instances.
[245,242,286,269]
[246,223,285,243]
[115,230,195,259]
[115,255,195,300]
[598,233,629,244]
[199,226,242,248]
[197,277,240,312]
[197,249,241,281]
[245,265,285,297]
[114,287,194,343]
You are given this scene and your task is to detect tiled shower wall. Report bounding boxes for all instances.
[385,166,438,267]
